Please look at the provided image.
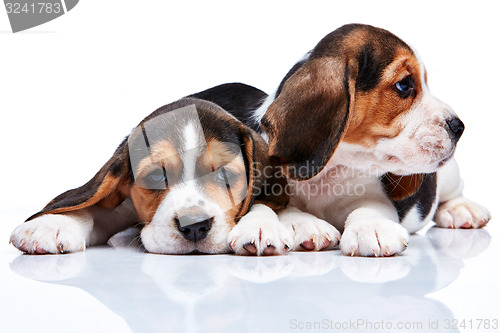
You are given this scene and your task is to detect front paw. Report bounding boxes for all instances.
[278,207,340,251]
[10,214,88,254]
[434,197,491,229]
[340,219,409,257]
[228,204,293,256]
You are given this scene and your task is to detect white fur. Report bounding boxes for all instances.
[252,91,275,131]
[341,208,410,257]
[277,207,340,251]
[181,121,204,182]
[10,201,140,254]
[435,197,491,229]
[141,180,229,254]
[228,204,293,256]
[10,211,93,254]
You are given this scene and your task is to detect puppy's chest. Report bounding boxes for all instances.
[288,165,439,231]
[288,165,383,221]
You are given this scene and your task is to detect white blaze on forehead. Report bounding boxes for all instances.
[182,122,202,151]
[180,121,206,182]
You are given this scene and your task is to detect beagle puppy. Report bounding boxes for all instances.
[10,97,294,255]
[192,24,491,256]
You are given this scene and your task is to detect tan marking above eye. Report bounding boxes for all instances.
[199,140,245,174]
[200,141,248,212]
[135,141,182,184]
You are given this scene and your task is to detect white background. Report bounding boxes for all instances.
[0,0,499,330]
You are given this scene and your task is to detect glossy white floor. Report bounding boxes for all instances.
[1,210,498,333]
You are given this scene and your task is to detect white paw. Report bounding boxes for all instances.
[10,214,90,254]
[278,207,340,251]
[340,219,409,257]
[434,197,491,229]
[228,204,293,256]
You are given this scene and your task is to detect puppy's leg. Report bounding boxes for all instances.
[10,200,139,254]
[228,204,293,256]
[434,158,491,229]
[278,207,340,251]
[10,210,94,254]
[340,201,410,257]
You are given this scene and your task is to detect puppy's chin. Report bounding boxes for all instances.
[398,146,456,174]
[373,134,456,175]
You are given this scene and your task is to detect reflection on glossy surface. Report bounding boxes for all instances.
[10,227,491,333]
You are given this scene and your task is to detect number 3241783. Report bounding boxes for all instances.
[444,319,499,330]
[5,3,62,14]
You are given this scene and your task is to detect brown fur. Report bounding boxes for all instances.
[130,186,166,222]
[344,50,424,147]
[383,173,424,201]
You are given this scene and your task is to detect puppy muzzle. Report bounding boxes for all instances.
[175,212,214,242]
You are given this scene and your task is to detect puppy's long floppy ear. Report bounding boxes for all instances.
[263,56,357,181]
[236,127,289,219]
[26,141,131,221]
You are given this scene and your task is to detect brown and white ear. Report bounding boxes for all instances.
[236,127,289,219]
[26,142,131,221]
[381,173,425,201]
[263,57,357,181]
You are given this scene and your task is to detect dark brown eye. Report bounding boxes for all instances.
[394,75,415,98]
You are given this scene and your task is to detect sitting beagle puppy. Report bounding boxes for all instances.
[192,24,491,256]
[10,97,295,255]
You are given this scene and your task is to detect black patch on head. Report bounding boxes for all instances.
[386,173,438,222]
[356,45,391,92]
[308,24,413,93]
[189,83,268,133]
[198,112,241,146]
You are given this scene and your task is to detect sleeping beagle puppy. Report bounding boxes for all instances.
[191,24,492,256]
[10,97,294,255]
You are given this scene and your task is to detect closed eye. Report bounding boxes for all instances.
[394,75,415,99]
[215,167,239,186]
[143,168,168,190]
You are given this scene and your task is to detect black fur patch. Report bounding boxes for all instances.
[386,173,438,222]
[190,83,268,133]
[356,45,392,92]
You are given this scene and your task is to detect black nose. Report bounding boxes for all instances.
[446,117,465,142]
[175,214,213,242]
